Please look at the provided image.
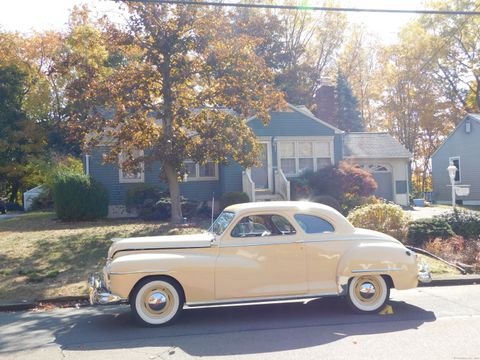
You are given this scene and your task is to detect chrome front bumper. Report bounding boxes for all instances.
[88,273,124,305]
[418,263,432,284]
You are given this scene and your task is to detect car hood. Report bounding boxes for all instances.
[354,228,402,244]
[108,232,214,258]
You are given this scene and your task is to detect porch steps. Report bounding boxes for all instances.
[255,191,284,202]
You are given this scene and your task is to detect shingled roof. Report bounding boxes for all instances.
[343,132,412,159]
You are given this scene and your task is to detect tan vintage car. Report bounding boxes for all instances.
[89,201,431,326]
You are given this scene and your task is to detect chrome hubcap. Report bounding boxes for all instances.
[358,282,376,300]
[147,292,168,312]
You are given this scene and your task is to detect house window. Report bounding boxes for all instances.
[360,164,390,173]
[118,150,144,183]
[449,157,461,182]
[184,161,218,181]
[278,140,333,175]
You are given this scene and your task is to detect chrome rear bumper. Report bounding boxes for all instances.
[418,263,432,284]
[88,273,124,305]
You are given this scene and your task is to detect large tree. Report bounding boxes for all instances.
[0,64,44,202]
[62,4,284,223]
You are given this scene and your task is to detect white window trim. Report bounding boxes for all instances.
[118,150,145,184]
[277,138,334,177]
[449,156,461,183]
[184,160,219,181]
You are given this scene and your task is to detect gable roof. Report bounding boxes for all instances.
[247,103,344,134]
[343,132,412,159]
[431,113,480,158]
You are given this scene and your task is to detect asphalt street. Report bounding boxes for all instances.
[1,285,479,360]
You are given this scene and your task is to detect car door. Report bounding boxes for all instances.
[294,213,353,295]
[215,212,308,300]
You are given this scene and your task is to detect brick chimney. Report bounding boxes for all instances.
[314,84,337,127]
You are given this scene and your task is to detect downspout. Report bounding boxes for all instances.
[85,154,90,176]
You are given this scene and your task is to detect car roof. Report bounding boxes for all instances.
[224,201,355,233]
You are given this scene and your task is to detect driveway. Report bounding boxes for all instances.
[1,285,480,359]
[403,206,452,220]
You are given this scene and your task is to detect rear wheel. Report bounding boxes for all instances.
[346,275,389,313]
[130,277,184,326]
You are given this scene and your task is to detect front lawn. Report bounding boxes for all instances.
[0,212,208,303]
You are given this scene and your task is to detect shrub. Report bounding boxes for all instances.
[437,209,480,239]
[290,176,313,200]
[347,203,410,241]
[52,170,108,220]
[341,194,380,215]
[407,218,456,247]
[311,195,341,212]
[309,161,377,199]
[220,192,250,210]
[125,184,167,210]
[126,183,198,221]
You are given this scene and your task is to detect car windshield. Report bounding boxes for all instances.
[209,211,235,236]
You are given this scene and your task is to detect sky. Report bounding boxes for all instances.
[0,0,424,42]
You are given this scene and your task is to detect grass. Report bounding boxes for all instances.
[0,212,208,303]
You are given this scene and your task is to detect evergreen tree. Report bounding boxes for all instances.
[336,72,364,132]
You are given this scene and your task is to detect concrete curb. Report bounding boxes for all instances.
[418,275,480,287]
[0,296,89,312]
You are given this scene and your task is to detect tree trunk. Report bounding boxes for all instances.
[9,180,19,204]
[164,162,183,224]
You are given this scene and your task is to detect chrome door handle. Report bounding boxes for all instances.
[293,240,304,244]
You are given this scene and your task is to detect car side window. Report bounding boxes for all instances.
[294,214,335,234]
[231,214,296,237]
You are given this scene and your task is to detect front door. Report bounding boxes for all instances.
[251,142,271,190]
[215,213,307,300]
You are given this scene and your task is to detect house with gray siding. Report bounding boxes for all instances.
[86,104,412,217]
[431,114,480,205]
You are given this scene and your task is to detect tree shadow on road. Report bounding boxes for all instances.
[0,297,436,357]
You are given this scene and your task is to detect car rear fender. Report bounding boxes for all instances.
[336,241,418,293]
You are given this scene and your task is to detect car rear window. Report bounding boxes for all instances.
[294,214,334,234]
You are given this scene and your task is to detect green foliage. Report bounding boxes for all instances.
[336,72,364,132]
[347,203,411,241]
[291,162,378,214]
[438,209,480,239]
[125,183,198,221]
[408,218,455,247]
[125,184,167,210]
[341,194,380,214]
[220,192,250,210]
[0,63,45,203]
[52,170,108,221]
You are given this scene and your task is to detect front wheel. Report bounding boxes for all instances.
[346,275,390,313]
[130,277,184,326]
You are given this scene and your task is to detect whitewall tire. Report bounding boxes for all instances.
[346,275,389,313]
[131,277,184,326]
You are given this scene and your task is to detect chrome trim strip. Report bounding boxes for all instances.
[110,270,168,275]
[351,268,402,273]
[186,292,338,307]
[220,240,300,248]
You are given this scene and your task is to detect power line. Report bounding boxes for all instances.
[130,0,480,15]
